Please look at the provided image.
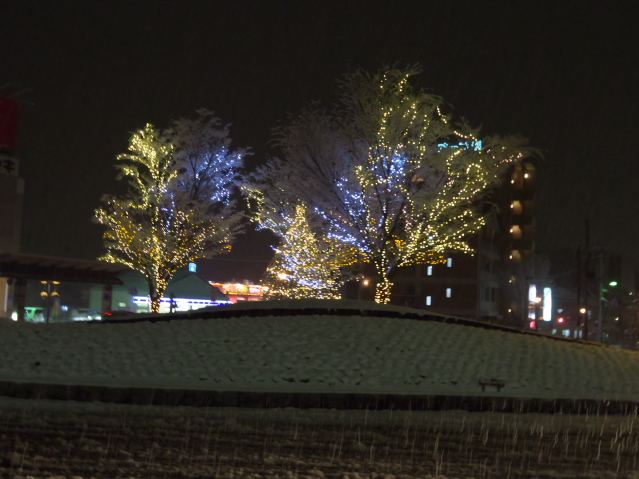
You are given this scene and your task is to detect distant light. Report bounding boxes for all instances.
[580,307,587,314]
[189,262,197,272]
[558,317,564,323]
[543,287,552,322]
[277,273,288,280]
[529,320,536,329]
[609,281,618,287]
[362,279,369,286]
[615,317,620,321]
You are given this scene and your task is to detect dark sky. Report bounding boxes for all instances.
[2,1,638,283]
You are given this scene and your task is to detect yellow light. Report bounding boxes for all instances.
[580,307,587,314]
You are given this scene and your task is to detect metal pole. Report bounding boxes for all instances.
[584,220,590,340]
[45,282,52,323]
[577,246,581,340]
[598,253,604,343]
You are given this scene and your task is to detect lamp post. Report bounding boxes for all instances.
[599,280,618,344]
[40,280,60,323]
[358,279,369,301]
[579,307,587,339]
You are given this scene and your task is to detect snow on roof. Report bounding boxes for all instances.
[1,299,639,402]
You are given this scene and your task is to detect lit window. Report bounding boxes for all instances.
[426,296,432,306]
[446,288,452,298]
[447,257,452,268]
[427,265,433,276]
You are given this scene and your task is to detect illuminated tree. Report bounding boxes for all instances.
[260,204,361,299]
[250,67,528,303]
[95,110,247,312]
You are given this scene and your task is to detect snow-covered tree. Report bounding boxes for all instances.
[249,67,528,304]
[95,110,247,312]
[260,204,361,299]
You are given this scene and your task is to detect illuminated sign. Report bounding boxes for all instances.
[132,296,232,313]
[542,287,552,322]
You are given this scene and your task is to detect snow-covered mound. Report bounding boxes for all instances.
[2,300,639,401]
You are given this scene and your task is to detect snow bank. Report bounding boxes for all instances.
[2,301,639,401]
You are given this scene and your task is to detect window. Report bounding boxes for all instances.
[447,257,452,268]
[482,256,491,272]
[446,288,452,298]
[426,296,432,306]
[427,265,433,276]
[511,200,523,215]
[510,225,522,240]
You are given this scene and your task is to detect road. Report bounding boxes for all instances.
[1,397,638,478]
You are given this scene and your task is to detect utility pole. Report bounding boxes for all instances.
[577,246,581,339]
[584,220,590,341]
[597,252,604,343]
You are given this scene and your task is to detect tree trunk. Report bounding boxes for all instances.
[148,277,168,314]
[373,260,396,304]
[150,294,161,313]
[375,279,393,304]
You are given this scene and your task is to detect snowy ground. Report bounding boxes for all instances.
[3,301,639,478]
[1,300,639,401]
[2,396,639,478]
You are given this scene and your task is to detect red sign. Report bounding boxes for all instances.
[0,96,20,153]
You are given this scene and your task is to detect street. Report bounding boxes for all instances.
[2,397,639,478]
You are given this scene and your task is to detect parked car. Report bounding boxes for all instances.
[71,309,102,321]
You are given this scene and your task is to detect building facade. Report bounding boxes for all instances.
[363,159,538,325]
[0,96,24,319]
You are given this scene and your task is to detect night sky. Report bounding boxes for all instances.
[3,1,638,283]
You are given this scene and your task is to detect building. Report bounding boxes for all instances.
[90,270,231,314]
[210,282,268,303]
[0,96,25,318]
